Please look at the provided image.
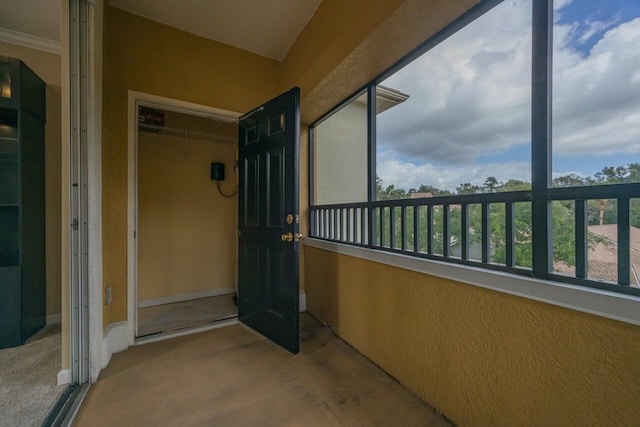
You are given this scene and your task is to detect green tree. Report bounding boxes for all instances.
[418,184,451,196]
[456,182,481,195]
[595,166,628,183]
[627,163,640,182]
[376,177,408,200]
[553,173,590,188]
[501,179,531,191]
[482,176,500,193]
[375,161,640,267]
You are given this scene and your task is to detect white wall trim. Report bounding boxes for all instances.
[87,0,104,383]
[101,321,128,369]
[138,287,236,308]
[299,290,306,312]
[127,91,242,345]
[126,91,136,345]
[304,238,640,327]
[0,27,61,55]
[46,314,61,325]
[56,369,70,386]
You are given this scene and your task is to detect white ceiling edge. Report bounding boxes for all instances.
[0,27,61,55]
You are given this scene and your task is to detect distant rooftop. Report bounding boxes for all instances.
[555,225,640,285]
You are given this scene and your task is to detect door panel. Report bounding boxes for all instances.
[244,155,260,227]
[238,87,300,354]
[266,147,285,228]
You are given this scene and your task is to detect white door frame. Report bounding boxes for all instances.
[126,91,241,345]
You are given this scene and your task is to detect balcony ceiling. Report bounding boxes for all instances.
[0,0,61,42]
[0,0,322,61]
[108,0,322,61]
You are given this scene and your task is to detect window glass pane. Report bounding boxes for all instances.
[467,204,483,262]
[586,200,618,283]
[514,201,532,268]
[376,0,532,198]
[432,206,444,256]
[490,203,506,264]
[552,1,640,187]
[313,92,368,205]
[551,200,576,275]
[632,199,640,286]
[449,206,462,259]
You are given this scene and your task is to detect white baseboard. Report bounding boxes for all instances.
[57,369,70,386]
[46,314,62,325]
[101,321,128,369]
[299,290,306,312]
[138,287,236,308]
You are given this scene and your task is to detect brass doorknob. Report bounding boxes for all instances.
[281,232,293,242]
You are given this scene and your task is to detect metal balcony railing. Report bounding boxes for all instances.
[310,183,640,297]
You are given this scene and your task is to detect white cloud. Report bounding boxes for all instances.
[377,0,532,164]
[377,149,530,191]
[553,16,640,156]
[576,18,620,44]
[375,0,640,191]
[554,0,574,11]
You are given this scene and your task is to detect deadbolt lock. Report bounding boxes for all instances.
[286,214,294,224]
[281,232,294,242]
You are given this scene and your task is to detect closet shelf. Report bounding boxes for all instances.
[138,123,236,144]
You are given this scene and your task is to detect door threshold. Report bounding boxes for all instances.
[134,317,239,346]
[48,383,91,427]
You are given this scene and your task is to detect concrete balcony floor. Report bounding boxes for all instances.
[74,313,452,426]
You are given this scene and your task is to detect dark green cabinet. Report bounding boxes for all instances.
[0,56,46,349]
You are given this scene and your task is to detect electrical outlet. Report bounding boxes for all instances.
[105,286,112,305]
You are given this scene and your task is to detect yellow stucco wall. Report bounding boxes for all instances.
[0,42,62,319]
[304,246,640,426]
[101,5,280,326]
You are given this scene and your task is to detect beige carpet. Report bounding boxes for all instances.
[0,325,66,427]
[138,294,238,337]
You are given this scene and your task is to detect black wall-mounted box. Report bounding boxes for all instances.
[210,162,225,181]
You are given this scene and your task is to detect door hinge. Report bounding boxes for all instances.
[71,218,79,230]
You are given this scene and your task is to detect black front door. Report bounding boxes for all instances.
[238,87,300,354]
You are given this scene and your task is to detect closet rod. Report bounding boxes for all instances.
[138,123,236,143]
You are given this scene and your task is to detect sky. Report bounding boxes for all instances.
[376,0,640,191]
